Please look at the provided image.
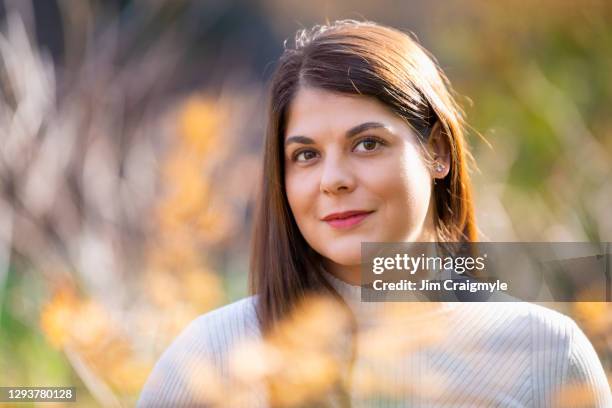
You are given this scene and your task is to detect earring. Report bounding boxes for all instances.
[434,162,444,173]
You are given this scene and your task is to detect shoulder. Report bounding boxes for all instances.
[450,302,610,405]
[564,315,612,406]
[527,304,612,406]
[184,296,260,347]
[448,302,583,361]
[137,296,261,407]
[452,302,577,338]
[164,296,260,358]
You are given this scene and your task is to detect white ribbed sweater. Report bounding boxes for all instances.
[138,272,611,407]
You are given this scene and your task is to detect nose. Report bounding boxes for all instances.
[319,152,356,195]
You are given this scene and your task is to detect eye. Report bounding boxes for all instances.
[293,149,319,163]
[353,136,386,153]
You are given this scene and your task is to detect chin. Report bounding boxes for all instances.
[319,243,362,267]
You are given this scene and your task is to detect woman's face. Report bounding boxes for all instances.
[284,87,446,270]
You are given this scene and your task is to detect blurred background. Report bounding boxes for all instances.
[0,0,610,406]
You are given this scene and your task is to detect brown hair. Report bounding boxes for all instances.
[250,20,477,332]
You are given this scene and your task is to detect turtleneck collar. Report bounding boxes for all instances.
[321,268,458,329]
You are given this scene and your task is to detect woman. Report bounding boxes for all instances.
[138,20,611,407]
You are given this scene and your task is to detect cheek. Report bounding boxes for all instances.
[400,157,432,206]
[368,147,432,228]
[285,172,316,224]
[398,154,432,216]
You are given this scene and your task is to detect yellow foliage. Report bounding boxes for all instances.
[183,266,224,310]
[553,380,598,407]
[39,286,156,395]
[226,295,353,407]
[39,285,80,348]
[144,265,223,312]
[572,302,611,335]
[107,357,153,394]
[178,96,223,156]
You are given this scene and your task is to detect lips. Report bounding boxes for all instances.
[322,210,374,229]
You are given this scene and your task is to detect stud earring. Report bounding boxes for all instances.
[434,162,444,173]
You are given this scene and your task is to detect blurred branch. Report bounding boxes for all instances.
[64,346,122,408]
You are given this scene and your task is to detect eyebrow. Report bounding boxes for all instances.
[285,121,389,147]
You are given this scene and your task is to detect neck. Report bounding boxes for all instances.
[322,260,362,285]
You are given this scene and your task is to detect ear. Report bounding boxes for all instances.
[427,121,451,179]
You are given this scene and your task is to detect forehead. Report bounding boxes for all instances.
[284,87,402,138]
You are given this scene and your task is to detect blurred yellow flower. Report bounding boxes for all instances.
[183,266,224,311]
[571,301,611,351]
[228,295,353,407]
[178,96,223,156]
[146,236,202,271]
[196,206,235,244]
[39,285,80,348]
[553,380,598,408]
[107,356,153,393]
[40,285,158,395]
[158,156,210,230]
[145,268,183,307]
[70,300,117,350]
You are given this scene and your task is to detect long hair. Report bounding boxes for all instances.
[250,20,478,332]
